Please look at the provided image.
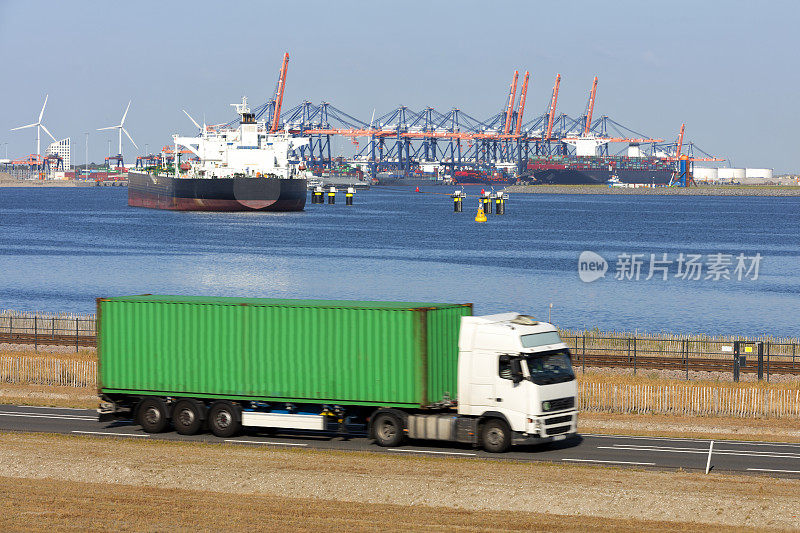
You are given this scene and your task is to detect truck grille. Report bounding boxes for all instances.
[547,425,571,435]
[545,415,573,426]
[542,397,575,412]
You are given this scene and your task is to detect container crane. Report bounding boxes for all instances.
[675,123,685,158]
[583,76,598,136]
[544,74,561,140]
[270,52,289,133]
[502,70,519,136]
[513,71,530,136]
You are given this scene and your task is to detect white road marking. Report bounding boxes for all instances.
[747,468,800,474]
[387,448,476,456]
[562,458,655,466]
[16,405,92,412]
[224,439,308,447]
[0,411,96,421]
[584,433,800,448]
[599,444,800,460]
[71,430,149,437]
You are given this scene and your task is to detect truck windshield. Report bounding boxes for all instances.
[525,351,575,385]
[520,331,563,348]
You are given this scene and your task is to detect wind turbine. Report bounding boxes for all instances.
[98,100,138,164]
[10,94,56,156]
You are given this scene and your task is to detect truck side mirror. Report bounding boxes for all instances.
[510,359,523,383]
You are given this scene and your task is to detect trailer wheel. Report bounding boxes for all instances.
[480,419,511,453]
[137,397,168,433]
[208,401,241,438]
[372,411,404,447]
[173,399,204,436]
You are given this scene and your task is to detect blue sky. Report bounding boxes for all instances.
[1,0,797,171]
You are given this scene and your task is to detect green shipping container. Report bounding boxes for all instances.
[98,296,473,408]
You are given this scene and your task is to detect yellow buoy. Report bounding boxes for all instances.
[475,205,487,223]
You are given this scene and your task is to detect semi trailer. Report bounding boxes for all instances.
[97,295,578,453]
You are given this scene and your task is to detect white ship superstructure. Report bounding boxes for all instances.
[172,97,311,180]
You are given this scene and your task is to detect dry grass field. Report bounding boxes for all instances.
[0,432,798,531]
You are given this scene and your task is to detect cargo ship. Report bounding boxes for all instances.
[128,97,310,212]
[373,170,451,186]
[526,156,673,185]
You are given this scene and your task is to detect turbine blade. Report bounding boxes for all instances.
[97,126,117,131]
[122,127,138,150]
[121,100,131,125]
[40,123,56,142]
[39,94,48,122]
[182,109,201,129]
[11,123,38,131]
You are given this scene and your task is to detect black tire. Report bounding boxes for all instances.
[137,397,169,433]
[208,401,242,438]
[173,399,204,436]
[372,411,404,447]
[480,418,512,453]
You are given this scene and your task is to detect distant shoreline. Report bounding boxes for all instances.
[505,184,800,196]
[0,180,95,188]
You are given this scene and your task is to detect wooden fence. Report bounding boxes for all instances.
[2,354,799,419]
[0,356,96,388]
[578,382,800,418]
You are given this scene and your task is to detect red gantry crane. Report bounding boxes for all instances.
[502,70,519,136]
[270,52,290,132]
[513,71,530,136]
[583,76,598,136]
[544,74,561,140]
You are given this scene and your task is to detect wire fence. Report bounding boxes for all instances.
[0,311,96,350]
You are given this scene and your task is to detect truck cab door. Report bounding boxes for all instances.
[493,355,528,430]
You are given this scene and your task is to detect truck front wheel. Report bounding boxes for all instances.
[208,401,241,438]
[480,419,511,453]
[372,412,404,447]
[137,397,169,433]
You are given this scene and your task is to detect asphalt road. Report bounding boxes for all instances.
[1,403,799,479]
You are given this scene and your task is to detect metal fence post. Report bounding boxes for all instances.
[34,316,38,352]
[685,339,689,380]
[633,337,637,375]
[52,316,55,339]
[733,341,740,383]
[757,342,764,381]
[75,317,79,353]
[582,333,586,374]
[765,341,770,383]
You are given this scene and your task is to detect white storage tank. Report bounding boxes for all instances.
[718,168,746,180]
[745,168,773,180]
[692,167,718,181]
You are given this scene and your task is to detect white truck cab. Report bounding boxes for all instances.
[456,313,578,444]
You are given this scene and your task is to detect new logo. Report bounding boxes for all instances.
[578,251,607,282]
